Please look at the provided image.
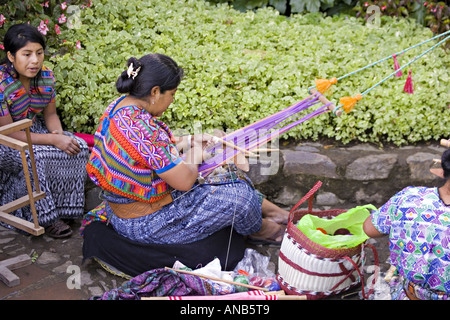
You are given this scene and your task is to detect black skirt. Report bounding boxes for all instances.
[82,221,246,278]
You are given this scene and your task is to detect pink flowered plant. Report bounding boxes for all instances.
[37,20,49,35]
[0,14,6,27]
[1,1,95,53]
[58,13,67,24]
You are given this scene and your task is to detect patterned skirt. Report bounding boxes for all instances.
[0,116,89,228]
[89,166,264,244]
[389,275,449,300]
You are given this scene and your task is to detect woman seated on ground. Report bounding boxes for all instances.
[84,53,288,247]
[0,24,89,238]
[363,149,450,300]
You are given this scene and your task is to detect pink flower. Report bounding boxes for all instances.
[0,14,6,27]
[58,14,67,24]
[40,1,49,7]
[0,44,4,50]
[381,5,386,10]
[55,24,61,35]
[364,2,369,6]
[61,2,68,10]
[37,20,49,35]
[76,41,82,49]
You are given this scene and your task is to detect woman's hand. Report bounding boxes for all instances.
[192,133,216,149]
[51,131,81,156]
[187,133,217,164]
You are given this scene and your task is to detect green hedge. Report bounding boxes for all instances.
[47,0,449,145]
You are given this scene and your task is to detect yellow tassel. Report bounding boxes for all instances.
[339,94,362,113]
[315,77,337,94]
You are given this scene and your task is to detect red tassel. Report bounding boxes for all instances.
[403,70,413,94]
[393,54,402,77]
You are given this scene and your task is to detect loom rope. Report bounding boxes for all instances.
[309,30,450,114]
[310,30,450,93]
[194,31,450,173]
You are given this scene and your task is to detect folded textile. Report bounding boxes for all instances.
[91,268,218,300]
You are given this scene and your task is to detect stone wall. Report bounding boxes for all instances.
[246,141,447,210]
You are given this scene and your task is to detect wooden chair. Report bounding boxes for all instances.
[0,119,45,236]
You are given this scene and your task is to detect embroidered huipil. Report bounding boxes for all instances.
[371,186,450,292]
[0,64,55,120]
[87,97,182,203]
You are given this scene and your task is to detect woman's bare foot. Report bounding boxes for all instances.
[248,218,286,246]
[261,199,289,225]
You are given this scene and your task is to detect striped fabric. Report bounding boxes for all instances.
[87,96,182,203]
[0,63,89,227]
[0,64,55,121]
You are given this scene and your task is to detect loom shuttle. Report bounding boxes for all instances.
[440,139,450,148]
[310,88,342,116]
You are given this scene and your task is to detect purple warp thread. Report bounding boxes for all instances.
[198,92,330,175]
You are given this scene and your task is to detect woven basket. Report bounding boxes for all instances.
[277,181,376,300]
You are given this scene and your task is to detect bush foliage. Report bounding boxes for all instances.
[3,0,449,145]
[354,0,450,35]
[0,0,93,53]
[209,0,450,35]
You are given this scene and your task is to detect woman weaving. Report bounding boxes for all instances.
[84,53,288,252]
[0,24,89,238]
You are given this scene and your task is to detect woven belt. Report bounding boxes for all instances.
[108,193,173,219]
[405,282,420,300]
[404,280,447,300]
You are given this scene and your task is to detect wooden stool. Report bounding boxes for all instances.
[0,119,45,236]
[0,254,32,287]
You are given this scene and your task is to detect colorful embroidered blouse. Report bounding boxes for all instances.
[371,186,450,292]
[87,96,182,203]
[0,64,55,121]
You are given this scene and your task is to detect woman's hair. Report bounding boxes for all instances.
[1,23,46,66]
[442,149,450,180]
[1,23,47,91]
[116,53,184,97]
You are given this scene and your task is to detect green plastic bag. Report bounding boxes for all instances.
[296,204,376,249]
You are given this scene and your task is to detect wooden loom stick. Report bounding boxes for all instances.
[251,148,280,152]
[441,139,450,148]
[165,267,269,291]
[310,88,342,117]
[212,136,258,158]
[142,291,307,300]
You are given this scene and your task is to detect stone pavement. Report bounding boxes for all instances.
[0,216,390,300]
[0,220,104,300]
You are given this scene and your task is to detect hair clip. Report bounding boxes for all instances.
[127,63,141,80]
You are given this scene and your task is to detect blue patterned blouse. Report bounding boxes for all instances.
[371,186,450,292]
